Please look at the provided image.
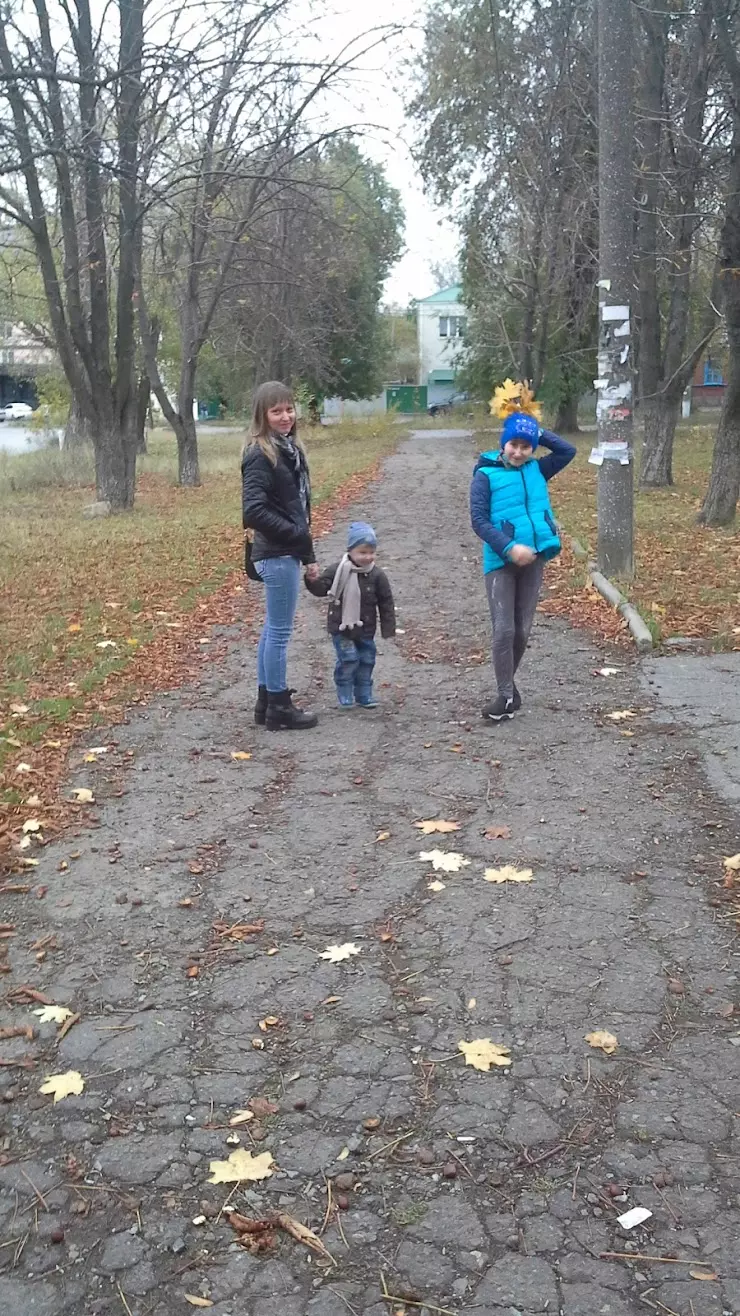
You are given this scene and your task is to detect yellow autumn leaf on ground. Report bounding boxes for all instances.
[586,1030,618,1054]
[22,819,42,833]
[230,751,252,761]
[39,1070,85,1103]
[207,1149,274,1184]
[10,702,29,714]
[320,942,361,963]
[34,1006,74,1025]
[419,849,470,873]
[459,1038,511,1071]
[723,853,740,871]
[607,710,636,722]
[16,763,32,774]
[427,879,446,892]
[483,865,534,884]
[67,623,82,633]
[184,1297,214,1308]
[71,788,95,803]
[415,819,461,835]
[229,1109,254,1127]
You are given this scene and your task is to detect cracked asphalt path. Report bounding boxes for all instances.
[1,430,739,1316]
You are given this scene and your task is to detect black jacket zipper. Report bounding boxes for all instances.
[519,468,539,551]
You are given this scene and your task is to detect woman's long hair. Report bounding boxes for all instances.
[245,380,305,466]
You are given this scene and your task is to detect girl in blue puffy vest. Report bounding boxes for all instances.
[470,411,576,721]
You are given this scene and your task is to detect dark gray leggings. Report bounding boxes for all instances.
[485,558,545,698]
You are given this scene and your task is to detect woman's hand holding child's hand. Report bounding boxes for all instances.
[509,544,537,567]
[305,563,320,582]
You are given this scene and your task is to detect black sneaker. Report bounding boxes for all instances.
[512,684,522,712]
[482,695,515,722]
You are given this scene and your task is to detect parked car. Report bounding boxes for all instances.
[0,401,34,421]
[428,391,470,417]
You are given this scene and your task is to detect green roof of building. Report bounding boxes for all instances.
[428,370,456,384]
[417,284,463,304]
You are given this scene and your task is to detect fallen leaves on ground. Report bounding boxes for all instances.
[0,1025,34,1041]
[184,1298,214,1308]
[606,710,636,722]
[536,432,740,645]
[484,824,511,840]
[229,1109,254,1127]
[458,1038,511,1071]
[228,1209,334,1263]
[250,1096,279,1118]
[597,667,620,677]
[414,819,461,835]
[207,1148,274,1184]
[230,751,252,761]
[418,849,470,873]
[483,865,534,884]
[724,853,740,871]
[38,1070,85,1102]
[690,1270,719,1282]
[427,879,446,892]
[34,1005,74,1025]
[71,788,95,803]
[585,1030,618,1054]
[212,919,265,941]
[320,942,361,963]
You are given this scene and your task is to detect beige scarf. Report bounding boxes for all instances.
[329,554,373,631]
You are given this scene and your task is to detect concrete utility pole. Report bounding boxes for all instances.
[593,0,634,578]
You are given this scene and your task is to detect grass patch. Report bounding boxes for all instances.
[0,417,399,806]
[535,420,740,645]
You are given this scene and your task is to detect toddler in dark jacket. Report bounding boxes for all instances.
[305,521,396,708]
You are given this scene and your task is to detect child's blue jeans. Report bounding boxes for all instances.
[253,555,301,692]
[332,634,377,705]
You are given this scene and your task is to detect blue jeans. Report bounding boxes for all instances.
[253,556,301,692]
[332,634,377,705]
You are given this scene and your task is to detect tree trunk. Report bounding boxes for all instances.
[554,393,580,433]
[135,373,150,455]
[640,391,682,486]
[94,426,134,508]
[700,38,740,527]
[64,394,95,447]
[698,364,740,526]
[173,412,201,486]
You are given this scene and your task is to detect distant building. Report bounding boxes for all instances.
[690,352,726,410]
[0,322,56,408]
[416,285,467,408]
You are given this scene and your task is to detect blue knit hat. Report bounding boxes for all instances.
[501,412,540,449]
[348,520,377,549]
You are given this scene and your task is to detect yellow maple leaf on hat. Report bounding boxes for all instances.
[490,378,543,422]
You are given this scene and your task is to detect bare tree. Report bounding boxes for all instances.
[0,0,148,507]
[136,9,397,485]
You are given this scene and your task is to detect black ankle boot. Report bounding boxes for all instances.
[265,689,318,731]
[254,685,268,726]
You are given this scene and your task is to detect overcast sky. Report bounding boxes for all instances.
[304,0,460,305]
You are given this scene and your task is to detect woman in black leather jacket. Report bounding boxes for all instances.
[242,381,319,731]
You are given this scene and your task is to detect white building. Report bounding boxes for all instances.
[416,284,467,407]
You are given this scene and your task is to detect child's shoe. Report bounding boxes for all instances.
[482,694,515,722]
[356,695,379,708]
[337,692,354,708]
